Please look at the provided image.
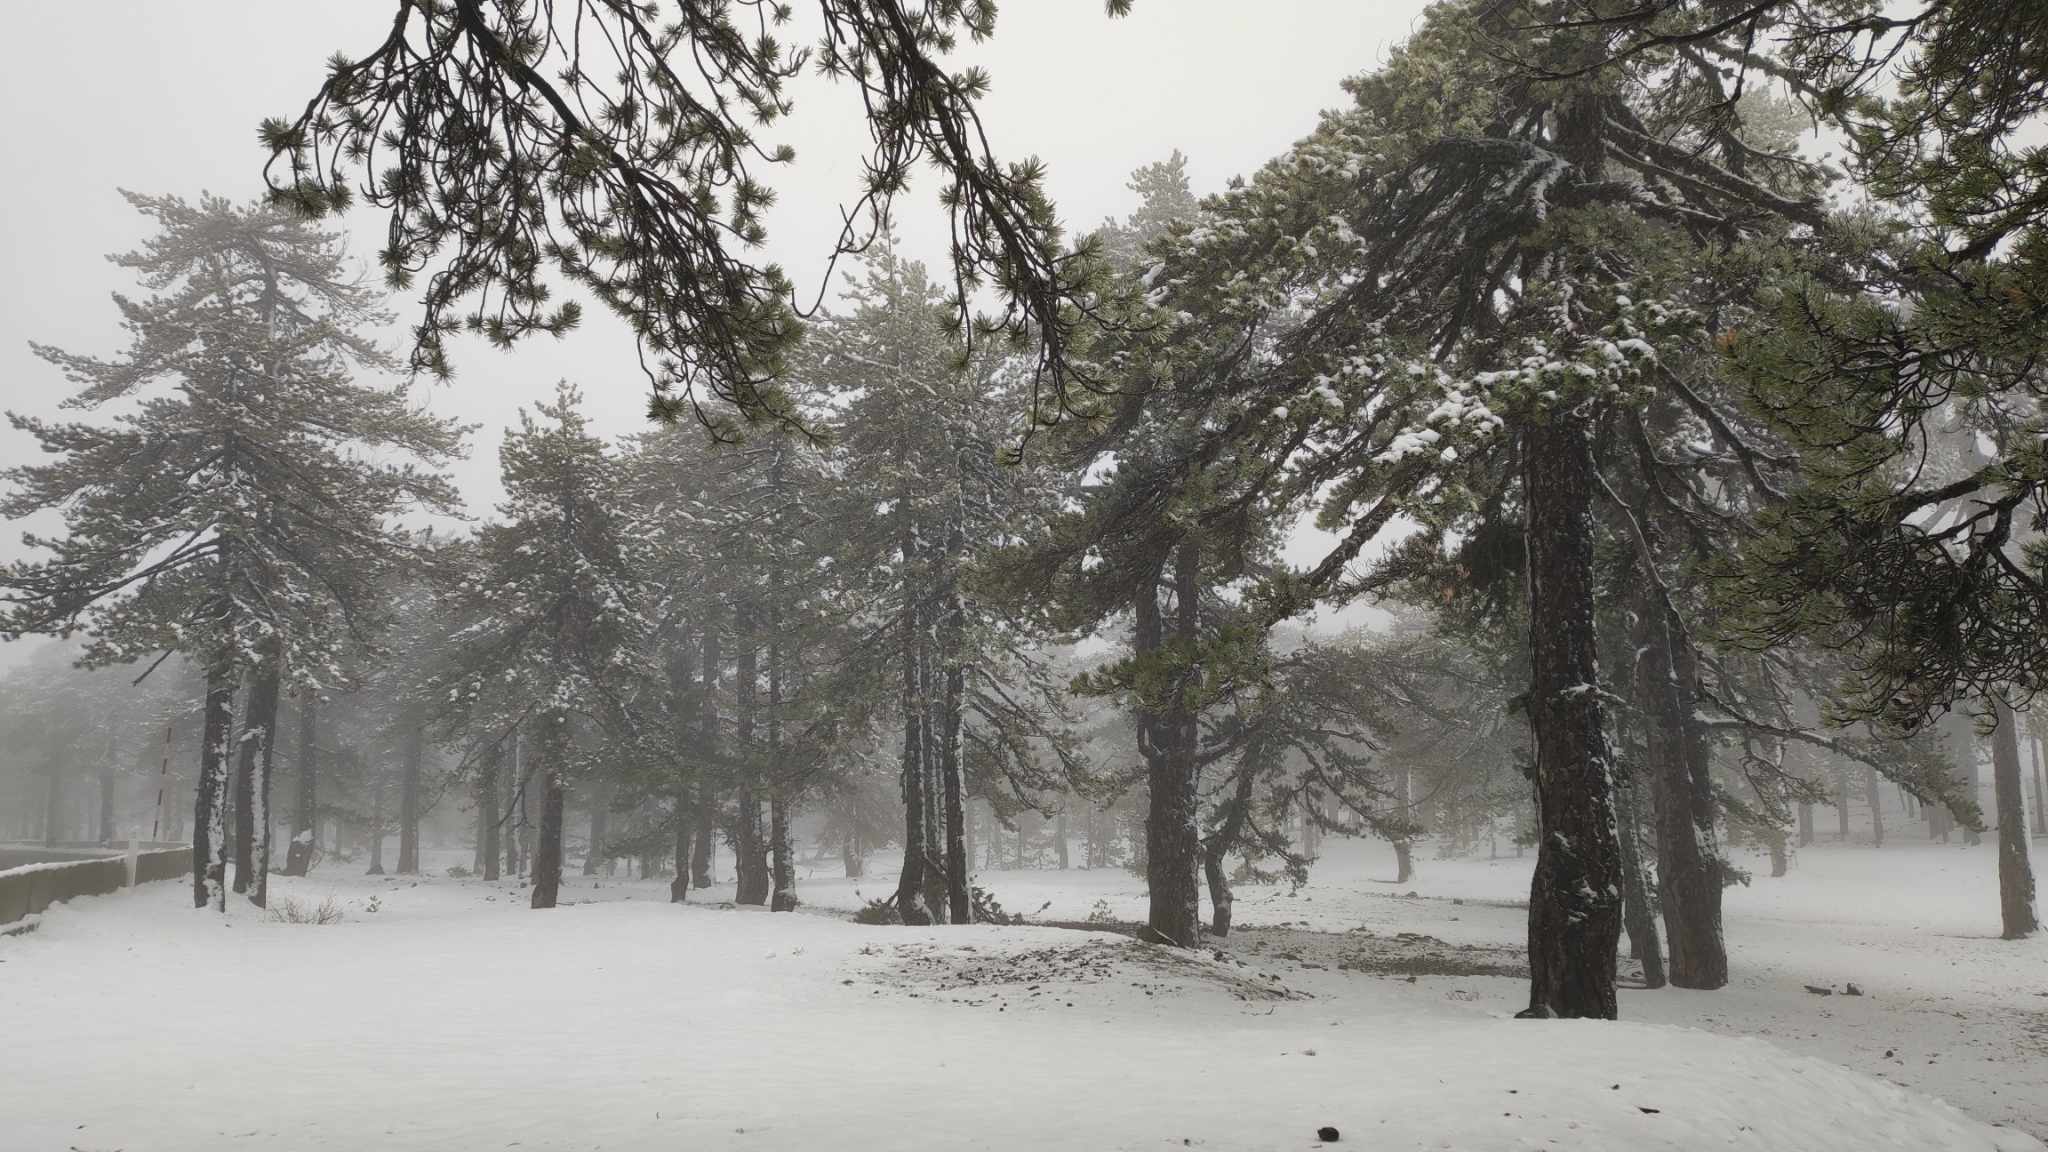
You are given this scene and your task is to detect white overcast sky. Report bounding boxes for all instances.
[0,0,1432,665]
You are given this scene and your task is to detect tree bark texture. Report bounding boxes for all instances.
[1143,539,1203,948]
[529,714,568,909]
[733,610,770,906]
[1991,699,2039,938]
[1520,412,1623,1019]
[1632,595,1726,990]
[193,661,236,910]
[232,668,280,894]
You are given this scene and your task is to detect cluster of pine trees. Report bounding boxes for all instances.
[5,0,2044,1025]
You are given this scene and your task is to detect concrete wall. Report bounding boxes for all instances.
[0,845,192,926]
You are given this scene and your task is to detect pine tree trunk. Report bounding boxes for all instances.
[894,554,933,924]
[251,681,278,908]
[1797,798,1814,848]
[843,808,863,878]
[1204,767,1256,938]
[693,617,719,889]
[1963,719,1984,846]
[193,660,236,909]
[733,610,769,906]
[530,714,567,909]
[1865,765,1884,848]
[769,619,798,913]
[1393,764,1415,884]
[1520,412,1623,1019]
[1055,810,1070,870]
[1765,824,1789,878]
[582,782,609,877]
[1142,539,1203,948]
[920,650,948,921]
[366,755,387,877]
[939,554,970,923]
[397,724,423,875]
[229,666,280,896]
[480,744,501,882]
[509,731,527,879]
[1990,698,2039,938]
[285,691,318,876]
[1633,596,1726,990]
[96,716,117,845]
[1836,770,1851,841]
[671,786,692,901]
[670,630,693,900]
[97,767,115,844]
[1615,763,1666,988]
[41,751,63,847]
[230,670,277,894]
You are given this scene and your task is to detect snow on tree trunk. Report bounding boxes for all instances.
[1990,698,2039,939]
[530,714,568,909]
[1615,762,1666,989]
[1520,412,1623,1020]
[230,670,272,894]
[285,690,317,877]
[894,522,933,924]
[193,661,236,911]
[939,547,970,924]
[919,648,948,922]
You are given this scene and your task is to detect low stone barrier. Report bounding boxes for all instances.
[0,845,192,927]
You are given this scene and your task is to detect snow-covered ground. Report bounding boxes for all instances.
[3,836,2043,1151]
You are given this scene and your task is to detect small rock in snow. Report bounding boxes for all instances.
[1316,1125,1340,1142]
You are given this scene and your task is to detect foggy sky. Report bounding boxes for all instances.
[0,1,1431,666]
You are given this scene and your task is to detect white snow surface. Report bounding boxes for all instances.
[2,838,2043,1151]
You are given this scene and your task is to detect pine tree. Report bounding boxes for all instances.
[442,383,650,909]
[2,193,463,909]
[1584,0,2044,940]
[801,242,1084,925]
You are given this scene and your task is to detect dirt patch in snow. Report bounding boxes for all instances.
[852,936,1308,1005]
[1030,916,1530,980]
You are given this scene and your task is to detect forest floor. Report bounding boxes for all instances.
[2,836,2043,1152]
